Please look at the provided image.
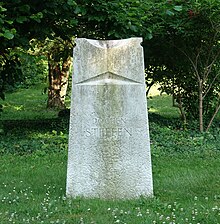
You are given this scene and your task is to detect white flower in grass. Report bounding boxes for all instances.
[159,215,163,220]
[137,212,142,217]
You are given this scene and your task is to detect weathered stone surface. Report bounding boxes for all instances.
[66,38,153,199]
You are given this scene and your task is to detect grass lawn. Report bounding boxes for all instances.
[1,153,220,223]
[0,85,220,223]
[0,84,59,121]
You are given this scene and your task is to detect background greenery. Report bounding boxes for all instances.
[1,0,220,131]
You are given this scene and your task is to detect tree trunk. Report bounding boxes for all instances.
[199,81,203,132]
[206,96,220,132]
[47,55,71,109]
[176,93,187,126]
[60,56,72,104]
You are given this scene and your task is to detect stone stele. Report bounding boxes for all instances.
[66,38,153,199]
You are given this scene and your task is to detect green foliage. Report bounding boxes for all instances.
[18,51,47,88]
[144,0,220,130]
[148,95,220,155]
[0,0,77,98]
[150,118,220,156]
[0,3,16,40]
[1,49,47,92]
[70,0,155,39]
[0,122,68,155]
[0,50,23,93]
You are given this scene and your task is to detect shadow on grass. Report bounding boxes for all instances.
[148,112,181,129]
[1,117,70,133]
[2,112,219,134]
[2,112,178,132]
[149,112,220,131]
[0,117,70,155]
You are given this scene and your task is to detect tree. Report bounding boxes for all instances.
[144,0,220,131]
[45,38,73,108]
[0,0,78,108]
[1,0,155,108]
[1,0,219,129]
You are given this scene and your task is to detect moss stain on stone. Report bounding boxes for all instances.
[95,80,125,198]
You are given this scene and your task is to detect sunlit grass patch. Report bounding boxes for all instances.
[148,94,179,119]
[1,84,58,120]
